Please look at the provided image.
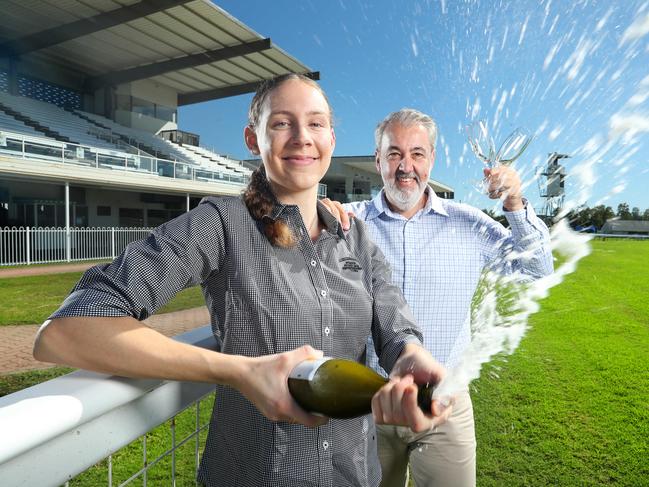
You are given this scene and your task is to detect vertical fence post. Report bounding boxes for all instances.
[65,183,71,262]
[26,226,31,265]
[111,227,116,260]
[171,418,176,486]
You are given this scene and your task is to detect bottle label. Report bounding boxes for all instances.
[288,357,331,381]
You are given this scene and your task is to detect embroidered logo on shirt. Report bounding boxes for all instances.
[340,257,363,272]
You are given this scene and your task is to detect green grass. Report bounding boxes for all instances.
[3,240,648,485]
[0,272,206,326]
[68,393,215,486]
[471,239,649,486]
[0,366,75,396]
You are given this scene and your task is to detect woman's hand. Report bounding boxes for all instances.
[233,345,329,428]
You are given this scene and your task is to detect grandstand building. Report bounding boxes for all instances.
[0,0,453,266]
[0,0,318,231]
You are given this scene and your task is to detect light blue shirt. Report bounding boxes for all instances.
[345,188,553,371]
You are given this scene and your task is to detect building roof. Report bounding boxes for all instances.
[0,0,317,105]
[601,219,649,233]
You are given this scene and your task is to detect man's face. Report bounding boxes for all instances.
[376,123,434,214]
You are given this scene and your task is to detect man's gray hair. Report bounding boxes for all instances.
[374,108,438,151]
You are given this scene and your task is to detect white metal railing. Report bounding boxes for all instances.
[0,129,248,185]
[592,233,649,239]
[0,326,217,487]
[0,226,153,266]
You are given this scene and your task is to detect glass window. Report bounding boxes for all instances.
[36,203,56,227]
[119,208,144,227]
[147,209,169,227]
[132,96,155,118]
[155,104,177,123]
[74,205,88,227]
[116,94,132,111]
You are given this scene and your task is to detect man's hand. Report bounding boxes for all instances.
[320,198,353,231]
[484,166,524,211]
[234,345,329,428]
[371,344,454,433]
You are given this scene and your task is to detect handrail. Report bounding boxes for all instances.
[0,326,218,487]
[0,129,248,185]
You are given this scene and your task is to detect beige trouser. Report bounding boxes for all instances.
[376,391,476,487]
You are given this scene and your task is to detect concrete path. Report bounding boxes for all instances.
[0,261,102,278]
[0,307,210,375]
[0,261,210,375]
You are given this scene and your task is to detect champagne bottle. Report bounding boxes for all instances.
[288,357,435,419]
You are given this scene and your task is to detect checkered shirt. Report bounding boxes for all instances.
[51,196,423,487]
[345,188,553,374]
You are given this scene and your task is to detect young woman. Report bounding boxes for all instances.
[34,74,449,487]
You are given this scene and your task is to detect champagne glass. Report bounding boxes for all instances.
[466,121,533,195]
[465,120,496,193]
[466,121,532,169]
[494,127,533,166]
[465,120,495,167]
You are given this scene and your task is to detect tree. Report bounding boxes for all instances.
[631,207,641,220]
[617,202,631,219]
[643,209,649,221]
[590,205,615,229]
[573,206,592,227]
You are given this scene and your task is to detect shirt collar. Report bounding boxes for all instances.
[268,199,346,240]
[317,200,347,239]
[367,186,449,220]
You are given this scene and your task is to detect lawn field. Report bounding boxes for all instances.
[2,239,647,485]
[0,272,205,326]
[470,239,649,486]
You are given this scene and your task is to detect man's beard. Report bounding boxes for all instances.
[383,170,427,212]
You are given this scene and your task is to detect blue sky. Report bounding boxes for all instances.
[180,0,649,212]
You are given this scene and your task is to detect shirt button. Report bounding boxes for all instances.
[310,259,317,267]
[323,440,329,450]
[320,289,327,298]
[324,327,330,336]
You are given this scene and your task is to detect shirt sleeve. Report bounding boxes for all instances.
[50,199,227,321]
[481,199,554,279]
[352,220,423,373]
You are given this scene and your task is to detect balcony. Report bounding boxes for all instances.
[0,130,248,186]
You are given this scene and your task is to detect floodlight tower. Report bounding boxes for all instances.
[538,152,569,218]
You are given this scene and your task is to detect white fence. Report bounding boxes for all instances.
[0,327,217,487]
[0,226,153,266]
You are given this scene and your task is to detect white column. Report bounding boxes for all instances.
[65,182,71,262]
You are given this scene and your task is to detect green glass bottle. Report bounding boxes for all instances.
[288,357,435,419]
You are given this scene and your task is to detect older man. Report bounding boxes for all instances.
[327,108,553,486]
